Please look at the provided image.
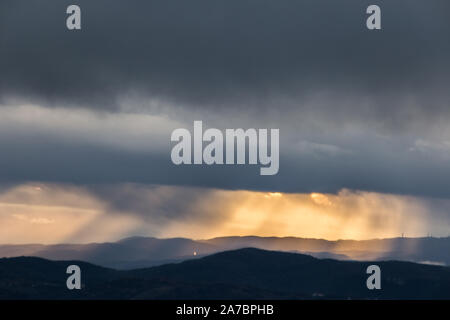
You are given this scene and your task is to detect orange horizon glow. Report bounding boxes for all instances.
[0,183,442,244]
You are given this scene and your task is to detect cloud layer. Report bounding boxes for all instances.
[1,0,450,200]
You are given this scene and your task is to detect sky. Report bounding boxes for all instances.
[1,0,450,243]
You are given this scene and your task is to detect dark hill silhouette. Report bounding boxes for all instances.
[0,257,115,299]
[1,248,450,299]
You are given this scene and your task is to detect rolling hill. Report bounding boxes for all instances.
[1,248,450,299]
[1,236,450,269]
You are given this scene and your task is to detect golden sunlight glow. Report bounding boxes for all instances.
[162,189,432,241]
[0,183,438,244]
[0,184,142,244]
[310,193,333,206]
[264,192,283,198]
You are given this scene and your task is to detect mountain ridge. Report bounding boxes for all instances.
[1,236,450,269]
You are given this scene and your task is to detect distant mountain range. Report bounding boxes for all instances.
[1,248,450,299]
[1,236,449,269]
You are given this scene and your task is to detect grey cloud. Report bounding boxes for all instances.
[1,0,449,114]
[2,123,450,198]
[1,1,450,198]
[85,184,234,225]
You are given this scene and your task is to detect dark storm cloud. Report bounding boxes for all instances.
[1,0,449,112]
[1,126,450,198]
[1,0,450,198]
